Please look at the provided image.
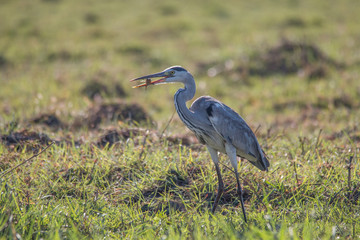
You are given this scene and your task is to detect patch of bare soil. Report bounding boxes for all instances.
[252,39,338,77]
[81,72,127,100]
[199,39,342,80]
[273,94,358,113]
[332,94,356,109]
[96,127,204,152]
[0,129,83,152]
[1,130,52,145]
[270,106,321,132]
[326,126,360,141]
[81,81,110,100]
[1,130,52,151]
[75,101,152,129]
[166,134,199,146]
[97,128,156,147]
[0,54,10,68]
[81,81,127,100]
[30,113,64,129]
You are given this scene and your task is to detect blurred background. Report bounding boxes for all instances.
[0,0,359,141]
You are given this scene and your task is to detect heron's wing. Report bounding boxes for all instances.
[205,100,269,171]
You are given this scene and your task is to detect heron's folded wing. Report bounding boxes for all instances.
[206,102,269,170]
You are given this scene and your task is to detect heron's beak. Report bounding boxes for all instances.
[130,71,168,88]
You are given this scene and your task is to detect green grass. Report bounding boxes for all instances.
[1,0,360,239]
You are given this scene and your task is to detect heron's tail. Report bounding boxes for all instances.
[250,149,270,171]
[260,149,270,171]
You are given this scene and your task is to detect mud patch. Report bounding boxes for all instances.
[251,39,338,77]
[326,126,360,141]
[1,130,52,145]
[30,113,64,129]
[76,101,152,129]
[1,130,52,151]
[47,49,84,62]
[84,12,99,24]
[97,128,151,147]
[273,94,357,113]
[81,81,109,100]
[97,128,201,149]
[333,94,355,109]
[314,94,357,109]
[81,81,127,100]
[200,39,342,80]
[0,54,10,68]
[0,129,82,151]
[166,134,198,146]
[81,72,127,100]
[114,84,127,98]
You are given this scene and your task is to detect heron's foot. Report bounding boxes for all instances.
[211,187,223,214]
[237,188,248,223]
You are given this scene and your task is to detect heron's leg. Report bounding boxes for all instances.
[225,144,248,223]
[207,146,223,213]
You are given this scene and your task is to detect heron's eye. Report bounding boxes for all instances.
[170,70,175,75]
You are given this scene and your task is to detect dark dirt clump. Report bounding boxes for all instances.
[313,95,357,109]
[47,49,84,62]
[1,130,53,152]
[114,84,127,98]
[199,39,342,80]
[333,94,355,109]
[30,113,64,129]
[97,128,144,147]
[1,130,52,146]
[81,81,127,100]
[326,126,360,141]
[81,81,110,100]
[250,39,340,77]
[81,72,127,100]
[84,12,99,24]
[1,129,82,151]
[273,94,357,114]
[0,54,10,68]
[166,134,198,146]
[77,101,152,129]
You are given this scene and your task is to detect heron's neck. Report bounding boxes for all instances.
[174,77,199,130]
[179,79,196,102]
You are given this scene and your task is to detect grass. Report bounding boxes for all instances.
[1,0,360,239]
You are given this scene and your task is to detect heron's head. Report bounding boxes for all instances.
[131,66,192,88]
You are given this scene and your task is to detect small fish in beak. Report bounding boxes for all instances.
[132,78,154,89]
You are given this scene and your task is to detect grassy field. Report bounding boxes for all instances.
[1,0,360,239]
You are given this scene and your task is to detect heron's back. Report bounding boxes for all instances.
[190,96,269,171]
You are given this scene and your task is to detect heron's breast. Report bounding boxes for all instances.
[196,130,226,153]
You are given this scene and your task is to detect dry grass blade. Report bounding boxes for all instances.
[0,141,54,179]
[138,130,149,161]
[348,156,353,200]
[160,110,176,139]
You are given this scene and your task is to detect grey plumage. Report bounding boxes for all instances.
[190,96,269,171]
[132,66,270,223]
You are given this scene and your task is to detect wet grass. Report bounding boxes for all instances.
[1,0,360,239]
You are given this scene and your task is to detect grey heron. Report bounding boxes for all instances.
[131,66,269,222]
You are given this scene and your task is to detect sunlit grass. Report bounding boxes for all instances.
[1,0,359,239]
